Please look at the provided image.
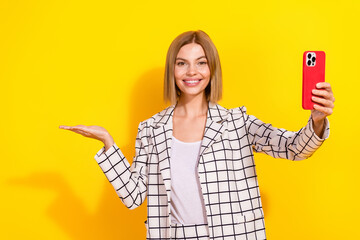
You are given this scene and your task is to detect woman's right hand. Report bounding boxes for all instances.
[59,125,114,148]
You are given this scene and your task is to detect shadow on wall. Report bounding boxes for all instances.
[9,67,165,239]
[129,67,170,132]
[9,171,147,239]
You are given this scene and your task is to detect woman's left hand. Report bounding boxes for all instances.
[311,82,335,123]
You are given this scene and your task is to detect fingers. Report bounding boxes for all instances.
[72,129,90,136]
[313,104,333,115]
[311,82,335,117]
[311,96,335,109]
[315,82,332,92]
[312,83,335,103]
[59,125,86,130]
[312,88,331,98]
[59,125,91,136]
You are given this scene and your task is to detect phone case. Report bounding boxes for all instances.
[302,51,326,110]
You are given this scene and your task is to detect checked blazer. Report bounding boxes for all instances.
[94,101,330,239]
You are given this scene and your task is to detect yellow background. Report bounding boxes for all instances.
[1,0,359,239]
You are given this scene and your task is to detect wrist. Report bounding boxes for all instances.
[312,118,326,139]
[312,117,326,126]
[102,133,114,146]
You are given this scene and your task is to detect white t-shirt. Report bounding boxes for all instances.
[170,135,208,224]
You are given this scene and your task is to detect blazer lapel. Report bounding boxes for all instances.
[151,104,175,202]
[150,101,230,201]
[199,101,229,157]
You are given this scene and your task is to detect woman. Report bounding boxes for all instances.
[60,30,334,239]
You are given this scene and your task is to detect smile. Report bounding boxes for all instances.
[183,79,202,86]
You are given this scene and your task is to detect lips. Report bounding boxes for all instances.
[183,79,202,86]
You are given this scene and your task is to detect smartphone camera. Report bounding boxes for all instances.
[306,52,316,67]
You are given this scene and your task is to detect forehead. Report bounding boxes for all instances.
[176,43,206,58]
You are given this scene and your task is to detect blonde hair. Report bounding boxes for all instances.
[163,30,222,105]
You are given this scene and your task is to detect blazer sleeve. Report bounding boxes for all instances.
[238,106,330,160]
[94,121,149,209]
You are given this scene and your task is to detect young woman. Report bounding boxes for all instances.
[60,30,334,239]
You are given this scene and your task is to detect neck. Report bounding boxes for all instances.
[175,93,208,118]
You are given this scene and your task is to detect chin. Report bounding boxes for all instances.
[180,90,207,98]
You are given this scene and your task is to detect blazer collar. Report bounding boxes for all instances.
[151,100,230,129]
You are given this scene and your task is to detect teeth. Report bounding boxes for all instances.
[185,80,200,83]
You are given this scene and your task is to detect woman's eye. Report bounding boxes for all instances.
[176,62,185,66]
[198,61,207,65]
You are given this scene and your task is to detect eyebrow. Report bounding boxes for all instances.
[175,56,207,61]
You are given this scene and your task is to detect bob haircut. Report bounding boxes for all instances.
[163,30,223,105]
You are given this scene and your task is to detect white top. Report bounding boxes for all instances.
[170,135,208,224]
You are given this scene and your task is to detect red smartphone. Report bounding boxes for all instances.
[302,51,326,110]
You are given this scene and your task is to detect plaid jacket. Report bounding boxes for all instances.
[94,101,330,239]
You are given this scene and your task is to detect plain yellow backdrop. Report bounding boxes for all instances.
[1,0,359,239]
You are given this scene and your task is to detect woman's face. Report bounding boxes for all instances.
[174,43,210,100]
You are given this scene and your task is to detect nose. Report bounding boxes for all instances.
[186,63,196,75]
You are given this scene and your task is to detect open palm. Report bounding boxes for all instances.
[59,125,112,143]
